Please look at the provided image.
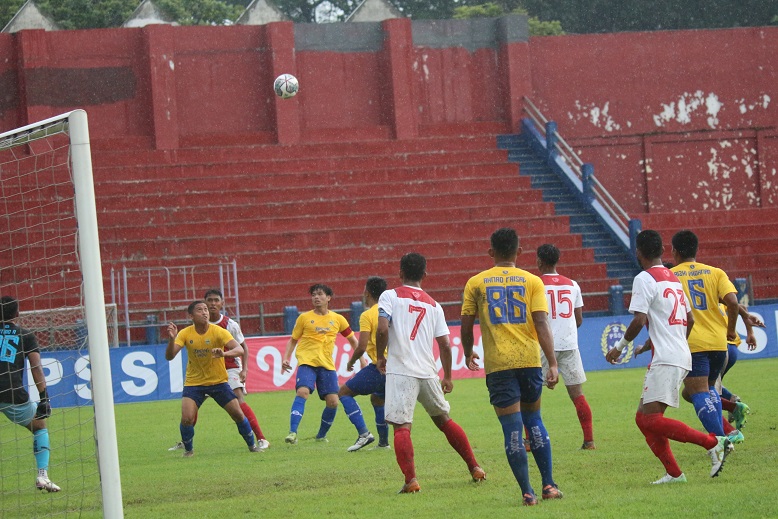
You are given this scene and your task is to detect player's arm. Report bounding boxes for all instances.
[239,341,249,382]
[722,292,738,341]
[281,337,298,373]
[165,322,183,361]
[375,316,389,374]
[534,311,558,389]
[214,339,243,358]
[738,304,765,328]
[606,312,647,364]
[437,334,453,393]
[460,314,480,371]
[347,331,368,371]
[27,350,52,419]
[574,307,583,328]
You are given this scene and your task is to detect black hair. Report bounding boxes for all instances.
[203,288,223,299]
[309,284,333,297]
[0,296,19,322]
[672,230,698,260]
[636,230,663,260]
[365,276,387,301]
[537,244,560,267]
[400,253,426,282]
[491,228,519,258]
[187,300,206,314]
[662,261,675,269]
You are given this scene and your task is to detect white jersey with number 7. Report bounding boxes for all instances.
[378,285,449,379]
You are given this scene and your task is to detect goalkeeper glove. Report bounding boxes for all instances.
[35,389,52,419]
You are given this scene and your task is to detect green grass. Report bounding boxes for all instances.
[6,359,777,517]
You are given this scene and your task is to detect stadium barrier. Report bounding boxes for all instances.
[32,303,778,407]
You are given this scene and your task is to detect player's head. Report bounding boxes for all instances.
[662,261,675,269]
[187,300,209,324]
[671,230,698,261]
[203,289,224,317]
[635,230,663,264]
[490,228,520,261]
[0,296,19,322]
[536,243,560,270]
[400,253,426,283]
[309,284,333,309]
[364,276,387,305]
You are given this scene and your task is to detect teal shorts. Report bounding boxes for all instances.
[0,400,36,426]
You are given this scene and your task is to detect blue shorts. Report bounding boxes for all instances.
[296,365,339,400]
[687,351,728,382]
[345,363,386,399]
[485,367,543,409]
[182,383,237,408]
[0,400,36,427]
[722,343,738,378]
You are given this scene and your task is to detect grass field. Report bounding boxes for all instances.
[5,359,777,518]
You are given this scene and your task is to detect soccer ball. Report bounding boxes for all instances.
[274,74,299,99]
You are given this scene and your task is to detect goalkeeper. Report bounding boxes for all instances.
[0,296,60,492]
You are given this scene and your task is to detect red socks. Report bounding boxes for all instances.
[394,428,416,483]
[240,402,265,440]
[440,419,479,472]
[573,395,594,442]
[636,412,717,449]
[722,416,736,435]
[720,398,737,412]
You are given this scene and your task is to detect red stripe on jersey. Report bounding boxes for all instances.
[646,266,680,284]
[394,286,438,307]
[541,274,574,286]
[340,326,353,337]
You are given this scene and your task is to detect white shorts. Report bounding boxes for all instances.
[384,374,450,425]
[227,368,245,392]
[641,364,689,408]
[541,349,587,386]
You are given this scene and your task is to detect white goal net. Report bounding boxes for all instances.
[0,111,122,517]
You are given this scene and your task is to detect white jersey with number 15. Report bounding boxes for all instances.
[542,274,583,352]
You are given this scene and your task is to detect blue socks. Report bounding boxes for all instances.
[290,396,306,433]
[374,405,389,445]
[317,406,338,439]
[498,413,533,496]
[522,409,555,487]
[721,386,733,401]
[340,395,368,435]
[237,417,255,446]
[180,423,195,451]
[691,390,724,436]
[33,429,50,470]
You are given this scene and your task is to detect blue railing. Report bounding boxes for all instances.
[521,98,642,266]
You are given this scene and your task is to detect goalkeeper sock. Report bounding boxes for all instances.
[393,427,416,483]
[373,405,389,445]
[290,396,306,433]
[522,409,556,488]
[237,417,255,447]
[240,402,265,439]
[340,395,368,435]
[317,406,337,439]
[33,429,50,471]
[180,423,195,451]
[573,395,594,442]
[498,412,533,496]
[690,390,724,435]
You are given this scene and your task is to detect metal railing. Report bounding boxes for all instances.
[523,97,633,244]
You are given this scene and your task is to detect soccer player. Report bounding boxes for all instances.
[166,300,261,457]
[0,296,60,492]
[670,230,739,438]
[339,276,390,451]
[376,252,485,494]
[605,230,732,484]
[536,244,595,450]
[461,228,561,506]
[169,289,269,451]
[281,284,359,444]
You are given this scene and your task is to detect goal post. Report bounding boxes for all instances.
[0,110,123,518]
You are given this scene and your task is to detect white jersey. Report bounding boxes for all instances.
[378,285,449,379]
[211,314,245,370]
[629,266,692,370]
[541,273,583,351]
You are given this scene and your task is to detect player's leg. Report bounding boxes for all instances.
[5,402,60,492]
[315,368,340,441]
[706,351,728,435]
[287,365,315,444]
[519,367,560,499]
[215,384,258,451]
[422,380,483,481]
[229,368,267,446]
[385,374,419,492]
[339,367,373,450]
[559,350,594,449]
[486,369,535,505]
[371,393,389,448]
[683,353,725,435]
[180,387,205,456]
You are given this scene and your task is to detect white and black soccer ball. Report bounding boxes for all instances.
[274,74,299,99]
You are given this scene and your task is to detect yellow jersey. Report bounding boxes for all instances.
[175,324,235,386]
[292,310,354,370]
[359,304,379,364]
[671,261,736,353]
[461,266,548,374]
